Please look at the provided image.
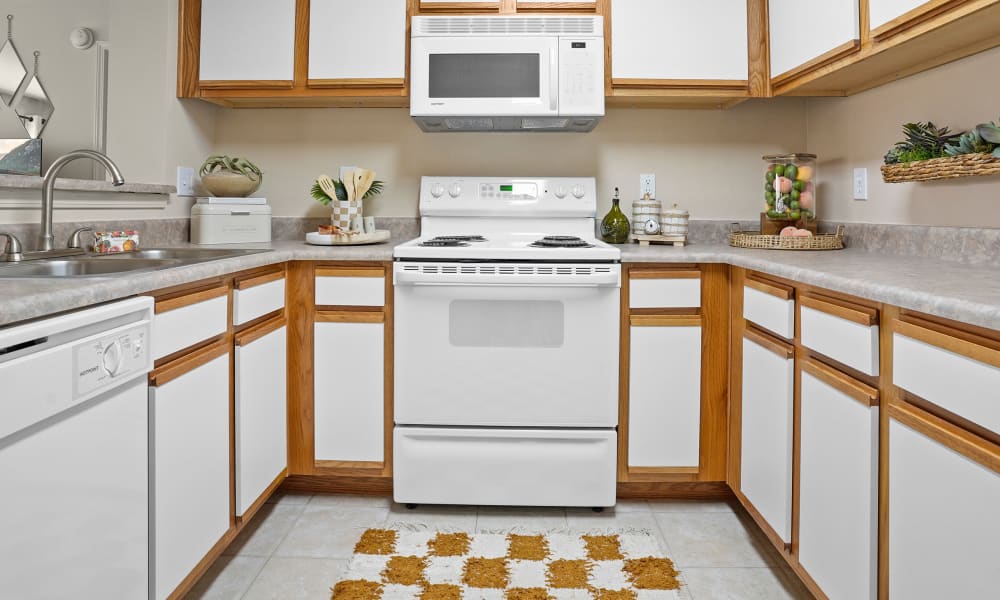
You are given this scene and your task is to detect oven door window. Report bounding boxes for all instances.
[429,54,540,99]
[449,300,562,347]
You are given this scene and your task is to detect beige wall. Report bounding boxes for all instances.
[214,98,807,221]
[805,45,1000,228]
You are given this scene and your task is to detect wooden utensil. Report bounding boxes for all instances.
[343,169,355,203]
[356,169,375,200]
[317,175,339,202]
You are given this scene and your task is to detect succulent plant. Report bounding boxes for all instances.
[975,119,1000,157]
[944,130,995,157]
[884,121,963,164]
[199,155,263,183]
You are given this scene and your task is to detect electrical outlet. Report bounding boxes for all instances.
[639,174,656,199]
[176,166,195,196]
[853,167,868,200]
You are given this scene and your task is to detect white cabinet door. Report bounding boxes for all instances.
[200,0,296,82]
[612,0,748,80]
[769,0,859,79]
[235,325,287,517]
[309,0,406,80]
[740,334,794,544]
[150,353,231,600]
[798,365,878,600]
[889,419,1000,599]
[628,324,702,467]
[314,321,385,462]
[869,0,929,31]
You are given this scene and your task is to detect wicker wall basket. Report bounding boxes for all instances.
[881,153,1000,183]
[729,224,845,251]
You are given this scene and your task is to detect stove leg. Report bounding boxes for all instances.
[591,507,604,513]
[405,503,419,510]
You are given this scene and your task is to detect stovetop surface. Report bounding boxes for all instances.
[395,232,620,262]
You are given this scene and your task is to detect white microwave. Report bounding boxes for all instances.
[410,16,605,132]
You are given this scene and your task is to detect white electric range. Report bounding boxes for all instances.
[392,177,621,508]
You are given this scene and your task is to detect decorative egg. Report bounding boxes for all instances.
[644,218,660,234]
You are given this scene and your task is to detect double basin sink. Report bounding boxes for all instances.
[0,248,271,278]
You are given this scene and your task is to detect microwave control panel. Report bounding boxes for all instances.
[559,38,604,116]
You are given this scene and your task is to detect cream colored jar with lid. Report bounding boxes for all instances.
[659,204,689,237]
[631,193,661,234]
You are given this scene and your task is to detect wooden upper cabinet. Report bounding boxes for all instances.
[609,0,766,108]
[768,0,860,93]
[308,0,407,86]
[199,0,297,88]
[771,0,1000,96]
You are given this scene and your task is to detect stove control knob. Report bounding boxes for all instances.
[571,184,586,199]
[448,184,462,198]
[554,185,567,199]
[430,183,445,198]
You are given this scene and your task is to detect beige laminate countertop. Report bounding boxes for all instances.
[1,239,999,332]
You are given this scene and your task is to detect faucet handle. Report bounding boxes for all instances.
[0,232,24,262]
[67,227,94,249]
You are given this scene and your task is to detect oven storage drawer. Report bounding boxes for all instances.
[394,427,617,507]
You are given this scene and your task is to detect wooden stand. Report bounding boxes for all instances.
[630,233,687,247]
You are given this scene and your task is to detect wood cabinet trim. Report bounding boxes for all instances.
[199,79,295,90]
[895,317,1000,369]
[626,467,699,483]
[150,337,230,387]
[308,78,406,89]
[746,0,771,97]
[870,0,968,40]
[802,357,880,407]
[889,398,1000,475]
[745,276,793,300]
[515,2,599,12]
[744,326,794,359]
[611,78,750,91]
[316,310,385,324]
[315,266,386,278]
[628,268,701,280]
[235,316,286,347]
[630,314,702,327]
[294,0,310,87]
[236,469,287,526]
[155,284,229,314]
[417,2,501,12]
[800,294,878,326]
[177,0,201,98]
[234,269,284,290]
[286,262,316,476]
[314,460,386,477]
[617,257,631,481]
[772,39,862,87]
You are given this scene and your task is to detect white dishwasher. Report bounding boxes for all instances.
[0,297,153,599]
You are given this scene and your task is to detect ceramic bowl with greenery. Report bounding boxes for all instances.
[199,155,263,197]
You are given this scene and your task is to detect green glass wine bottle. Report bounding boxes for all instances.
[600,187,630,244]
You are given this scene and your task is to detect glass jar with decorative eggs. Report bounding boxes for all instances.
[763,153,817,226]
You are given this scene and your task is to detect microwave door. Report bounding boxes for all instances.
[411,37,558,116]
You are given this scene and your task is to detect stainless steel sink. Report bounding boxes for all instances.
[0,248,272,278]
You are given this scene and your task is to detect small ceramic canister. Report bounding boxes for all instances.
[363,216,376,234]
[659,203,689,237]
[631,193,661,234]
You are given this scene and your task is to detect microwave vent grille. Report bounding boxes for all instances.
[415,16,599,36]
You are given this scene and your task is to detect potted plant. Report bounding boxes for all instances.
[199,155,263,197]
[311,169,383,231]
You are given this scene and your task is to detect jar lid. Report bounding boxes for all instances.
[763,153,817,160]
[661,203,688,217]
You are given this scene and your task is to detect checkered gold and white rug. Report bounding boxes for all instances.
[331,528,689,600]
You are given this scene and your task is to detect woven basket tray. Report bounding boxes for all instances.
[881,153,1000,183]
[729,224,845,251]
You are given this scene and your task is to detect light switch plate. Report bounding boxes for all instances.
[176,166,195,196]
[853,167,868,201]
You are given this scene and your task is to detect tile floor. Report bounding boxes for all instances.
[185,493,813,600]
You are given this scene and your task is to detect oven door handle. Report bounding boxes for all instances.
[394,272,621,287]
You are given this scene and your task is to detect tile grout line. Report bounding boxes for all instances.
[237,496,315,600]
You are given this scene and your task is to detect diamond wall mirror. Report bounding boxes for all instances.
[14,51,54,139]
[0,15,28,106]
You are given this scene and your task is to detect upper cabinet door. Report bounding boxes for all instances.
[309,0,407,83]
[769,0,859,81]
[200,0,296,84]
[612,0,749,81]
[869,0,945,38]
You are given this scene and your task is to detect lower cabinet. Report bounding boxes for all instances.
[628,318,702,467]
[235,321,287,516]
[739,330,794,544]
[314,316,385,462]
[798,359,879,600]
[149,346,232,600]
[888,408,1000,599]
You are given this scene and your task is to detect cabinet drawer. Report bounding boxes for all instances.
[800,295,879,376]
[315,267,385,307]
[234,274,285,326]
[154,288,229,360]
[894,319,1000,436]
[743,278,794,339]
[629,271,700,308]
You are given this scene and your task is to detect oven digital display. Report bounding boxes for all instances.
[500,185,513,192]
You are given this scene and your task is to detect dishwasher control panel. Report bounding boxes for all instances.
[74,322,150,397]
